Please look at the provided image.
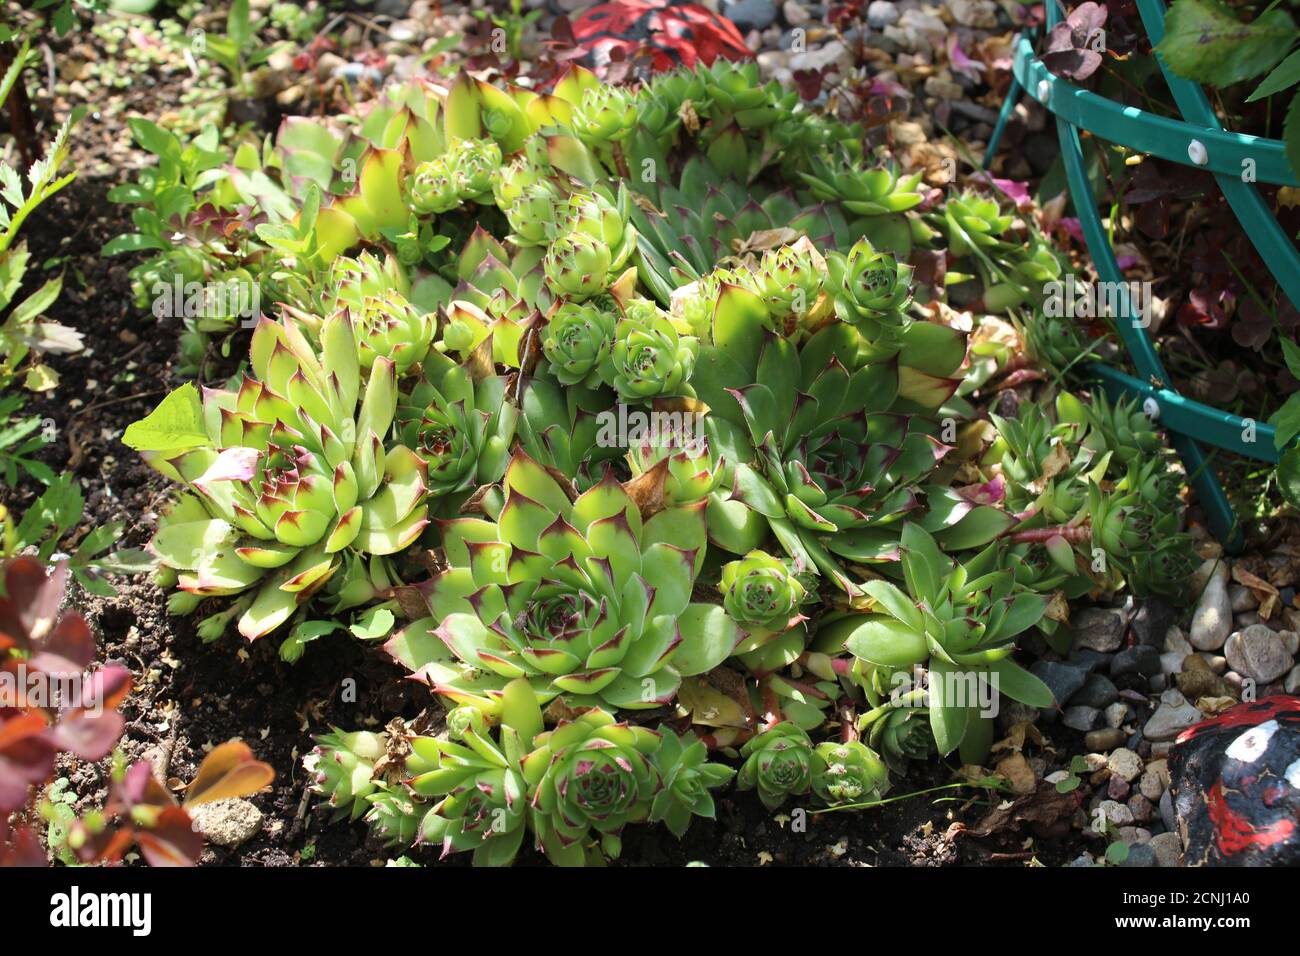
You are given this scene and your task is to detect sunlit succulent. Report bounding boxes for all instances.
[625,400,724,506]
[137,313,429,639]
[737,722,817,810]
[506,184,560,246]
[544,231,612,300]
[570,85,638,144]
[830,237,915,343]
[306,729,387,821]
[720,550,806,632]
[347,290,434,374]
[811,740,888,806]
[739,242,827,326]
[410,158,464,215]
[799,158,925,216]
[605,300,698,400]
[528,708,661,865]
[402,450,742,710]
[542,299,617,387]
[397,347,517,507]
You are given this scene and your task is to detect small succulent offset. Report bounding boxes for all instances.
[648,728,736,838]
[400,450,744,710]
[720,550,807,632]
[736,721,817,810]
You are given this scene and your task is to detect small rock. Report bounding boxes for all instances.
[1031,661,1089,709]
[1131,598,1175,647]
[1144,689,1204,742]
[787,40,852,73]
[1189,574,1233,650]
[1175,655,1233,700]
[865,0,899,27]
[1127,794,1155,823]
[1224,624,1294,684]
[1286,665,1300,695]
[1085,727,1127,751]
[1106,748,1144,782]
[1107,775,1131,800]
[1067,647,1109,674]
[947,0,998,27]
[1164,626,1193,655]
[996,700,1040,731]
[1120,843,1156,866]
[1067,853,1095,867]
[1063,705,1102,732]
[1098,799,1135,827]
[1070,673,1119,709]
[1159,787,1176,831]
[1190,557,1229,595]
[722,0,778,31]
[1149,831,1183,867]
[1160,652,1187,676]
[1104,702,1129,728]
[187,798,263,849]
[1111,645,1161,681]
[1228,583,1258,613]
[782,0,811,25]
[1280,631,1300,656]
[1071,607,1126,653]
[1139,768,1164,801]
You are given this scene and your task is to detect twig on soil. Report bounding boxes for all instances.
[68,389,165,419]
[287,785,314,843]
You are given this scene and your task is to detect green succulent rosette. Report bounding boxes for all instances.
[736,721,818,811]
[394,449,744,710]
[648,728,735,839]
[409,685,541,867]
[689,288,961,593]
[306,729,388,821]
[541,299,617,387]
[818,524,1054,761]
[811,740,889,806]
[604,300,697,401]
[625,398,724,506]
[348,289,434,375]
[397,347,517,507]
[409,157,463,215]
[740,241,828,330]
[140,313,430,640]
[862,702,936,774]
[830,237,915,344]
[524,708,661,866]
[720,550,806,632]
[543,231,612,300]
[570,85,638,144]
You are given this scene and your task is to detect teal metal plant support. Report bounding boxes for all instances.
[984,0,1300,551]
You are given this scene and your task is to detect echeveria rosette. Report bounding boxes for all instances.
[409,682,542,867]
[798,158,925,217]
[408,138,502,214]
[541,299,617,387]
[525,708,661,866]
[397,346,517,510]
[348,290,434,375]
[555,189,637,274]
[740,240,830,335]
[647,728,735,839]
[720,550,806,633]
[142,312,430,640]
[862,703,935,774]
[736,721,819,811]
[604,300,698,401]
[409,158,463,215]
[818,524,1054,761]
[398,449,745,711]
[830,237,915,346]
[505,183,560,247]
[811,740,889,806]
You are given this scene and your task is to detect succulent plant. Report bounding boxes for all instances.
[541,299,617,387]
[625,400,724,506]
[133,312,429,640]
[720,550,807,632]
[811,739,889,806]
[570,86,638,145]
[544,232,613,300]
[799,157,925,217]
[346,290,434,375]
[862,703,936,774]
[398,450,743,709]
[830,237,915,344]
[605,299,698,401]
[648,728,735,838]
[307,729,388,821]
[526,708,661,865]
[819,524,1053,759]
[396,346,517,509]
[736,721,817,810]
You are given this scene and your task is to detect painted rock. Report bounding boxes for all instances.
[1168,696,1300,865]
[571,1,752,73]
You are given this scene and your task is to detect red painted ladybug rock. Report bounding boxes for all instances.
[1168,696,1300,865]
[571,0,752,73]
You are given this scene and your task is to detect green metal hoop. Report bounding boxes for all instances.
[985,0,1300,549]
